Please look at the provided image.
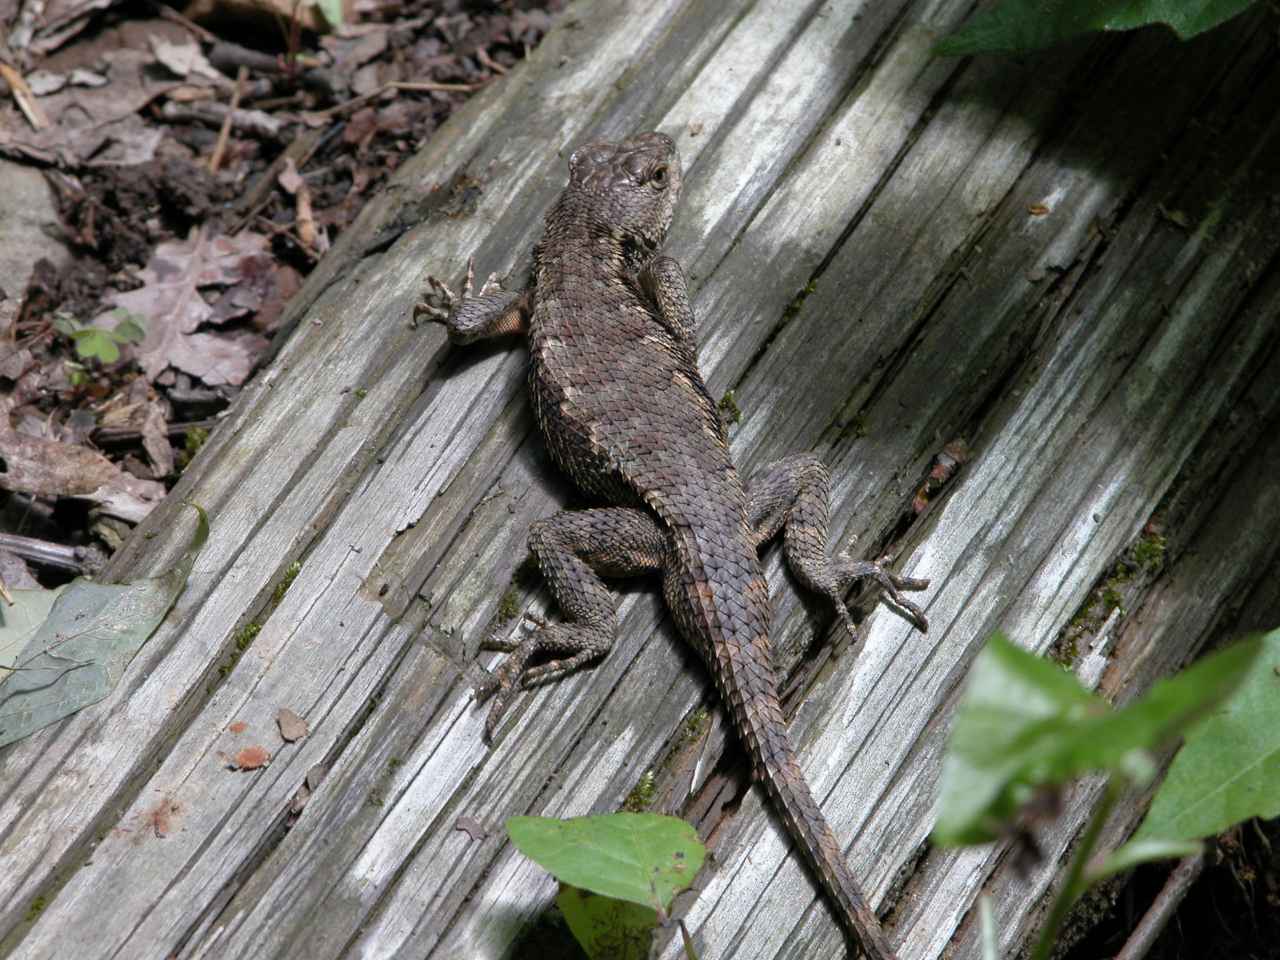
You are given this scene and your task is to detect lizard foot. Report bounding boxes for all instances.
[414,257,503,325]
[475,613,612,743]
[834,553,930,633]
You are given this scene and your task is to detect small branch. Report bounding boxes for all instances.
[93,417,220,445]
[306,79,488,120]
[0,62,49,130]
[1112,852,1206,960]
[1032,778,1124,960]
[209,65,249,172]
[0,532,89,573]
[476,47,508,75]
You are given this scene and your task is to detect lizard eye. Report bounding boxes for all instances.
[650,166,668,188]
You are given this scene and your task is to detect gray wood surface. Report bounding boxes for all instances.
[3,1,1279,958]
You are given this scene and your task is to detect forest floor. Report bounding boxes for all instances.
[0,0,560,580]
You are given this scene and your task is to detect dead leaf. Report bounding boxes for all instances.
[455,816,487,841]
[13,0,122,56]
[0,549,39,591]
[276,707,308,742]
[232,745,271,770]
[320,24,389,75]
[0,348,35,381]
[306,762,326,791]
[289,780,311,815]
[140,402,174,478]
[0,504,208,745]
[141,796,181,838]
[277,158,318,252]
[26,71,70,97]
[0,49,179,166]
[149,34,229,87]
[98,227,270,385]
[0,404,164,522]
[228,719,248,734]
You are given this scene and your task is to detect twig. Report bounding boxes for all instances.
[1032,778,1124,960]
[0,62,49,130]
[0,532,88,573]
[306,79,488,120]
[168,99,282,139]
[146,0,217,43]
[1112,852,1206,960]
[93,417,220,445]
[476,47,508,75]
[231,126,330,232]
[209,65,249,173]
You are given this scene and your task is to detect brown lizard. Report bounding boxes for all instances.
[419,131,929,959]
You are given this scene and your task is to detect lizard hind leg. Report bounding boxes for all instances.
[477,507,668,742]
[746,453,929,637]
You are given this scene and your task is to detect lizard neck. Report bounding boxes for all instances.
[538,193,655,282]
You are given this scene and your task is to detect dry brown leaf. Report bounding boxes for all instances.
[0,49,179,166]
[0,549,40,591]
[276,707,308,742]
[98,227,270,385]
[0,408,164,522]
[232,745,271,770]
[15,0,123,56]
[140,402,174,478]
[149,34,229,87]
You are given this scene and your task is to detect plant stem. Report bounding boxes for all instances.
[1031,777,1124,960]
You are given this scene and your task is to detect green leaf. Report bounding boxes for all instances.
[557,883,658,960]
[933,634,1259,845]
[70,327,121,363]
[507,813,705,912]
[1133,629,1280,844]
[933,634,1103,845]
[313,0,344,29]
[0,586,66,681]
[51,313,79,336]
[1089,838,1201,883]
[0,504,209,746]
[936,0,1257,56]
[110,310,147,344]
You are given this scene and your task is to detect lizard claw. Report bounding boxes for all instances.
[473,611,609,743]
[414,257,479,325]
[835,552,930,633]
[413,258,510,331]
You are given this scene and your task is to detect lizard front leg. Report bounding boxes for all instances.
[639,255,697,359]
[747,453,929,634]
[416,258,530,343]
[479,507,668,741]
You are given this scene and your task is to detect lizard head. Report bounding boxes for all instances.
[565,131,682,254]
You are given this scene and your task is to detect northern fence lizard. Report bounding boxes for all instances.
[419,131,929,960]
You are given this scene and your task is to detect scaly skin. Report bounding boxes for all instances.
[419,132,929,960]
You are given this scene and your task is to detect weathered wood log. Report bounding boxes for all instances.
[2,2,1278,959]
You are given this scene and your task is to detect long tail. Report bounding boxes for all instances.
[716,648,898,960]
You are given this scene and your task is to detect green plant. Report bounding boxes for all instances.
[933,629,1276,959]
[507,813,705,959]
[936,0,1259,57]
[53,309,146,364]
